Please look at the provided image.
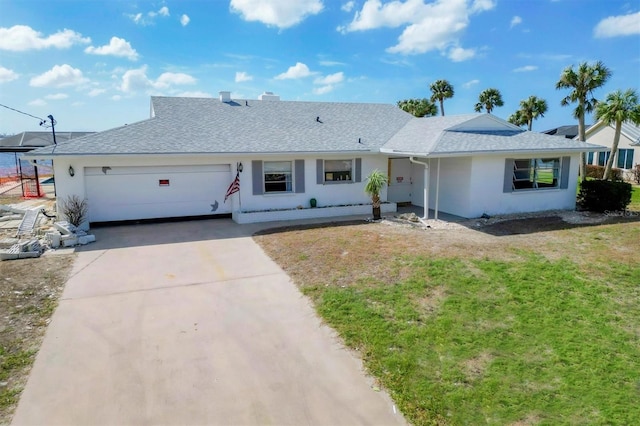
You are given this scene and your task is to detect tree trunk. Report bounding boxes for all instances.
[440,99,445,116]
[372,194,381,220]
[603,120,622,180]
[578,110,587,182]
[527,119,532,131]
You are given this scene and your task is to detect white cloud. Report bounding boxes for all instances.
[341,1,355,12]
[177,91,212,98]
[0,25,90,51]
[448,46,475,61]
[594,11,640,38]
[111,95,122,101]
[230,0,324,29]
[313,85,335,95]
[513,65,538,72]
[85,37,139,60]
[30,64,88,88]
[120,67,153,92]
[155,72,196,88]
[0,66,18,83]
[510,15,522,28]
[88,88,106,97]
[341,0,495,58]
[128,6,171,25]
[314,72,344,85]
[28,99,46,106]
[45,93,68,100]
[462,79,479,88]
[319,60,346,66]
[275,62,313,79]
[235,71,253,82]
[181,14,191,26]
[120,66,196,93]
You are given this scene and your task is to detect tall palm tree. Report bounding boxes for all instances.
[556,60,612,180]
[507,110,527,128]
[474,88,504,114]
[595,89,640,180]
[430,79,454,116]
[518,96,548,131]
[397,98,438,117]
[364,169,388,220]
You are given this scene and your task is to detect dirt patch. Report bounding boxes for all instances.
[0,253,75,425]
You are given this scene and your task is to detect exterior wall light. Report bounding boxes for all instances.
[237,162,243,173]
[68,166,75,177]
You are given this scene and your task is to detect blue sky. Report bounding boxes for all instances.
[0,0,638,135]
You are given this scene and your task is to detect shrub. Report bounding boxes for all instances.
[61,195,88,227]
[632,164,640,184]
[577,180,632,212]
[585,164,624,181]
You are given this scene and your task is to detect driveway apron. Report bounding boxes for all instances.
[11,219,404,426]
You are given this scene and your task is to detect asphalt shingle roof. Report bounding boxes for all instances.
[26,97,607,158]
[382,114,606,156]
[0,131,94,152]
[29,97,413,156]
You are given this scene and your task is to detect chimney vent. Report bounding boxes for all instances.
[259,91,280,101]
[219,91,231,103]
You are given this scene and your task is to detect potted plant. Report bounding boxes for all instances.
[364,169,388,220]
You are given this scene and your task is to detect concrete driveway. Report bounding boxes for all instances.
[11,219,405,426]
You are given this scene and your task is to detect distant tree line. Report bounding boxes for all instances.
[397,60,640,181]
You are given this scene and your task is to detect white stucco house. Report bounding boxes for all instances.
[583,120,640,175]
[26,92,607,227]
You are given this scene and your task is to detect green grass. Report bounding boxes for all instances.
[304,254,640,425]
[630,184,640,210]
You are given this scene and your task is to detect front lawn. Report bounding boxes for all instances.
[255,217,640,425]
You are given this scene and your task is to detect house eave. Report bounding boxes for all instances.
[24,148,379,160]
[381,146,609,158]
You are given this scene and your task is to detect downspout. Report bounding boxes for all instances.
[409,157,429,220]
[435,158,441,221]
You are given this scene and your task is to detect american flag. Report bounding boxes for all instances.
[224,171,240,202]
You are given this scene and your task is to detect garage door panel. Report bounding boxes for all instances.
[85,165,232,223]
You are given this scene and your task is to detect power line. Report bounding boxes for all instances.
[0,102,47,122]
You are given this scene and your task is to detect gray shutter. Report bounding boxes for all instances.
[294,159,305,193]
[503,159,514,193]
[252,160,263,195]
[316,159,323,184]
[560,156,571,189]
[355,158,362,182]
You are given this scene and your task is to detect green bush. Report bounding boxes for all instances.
[577,179,632,212]
[585,164,624,181]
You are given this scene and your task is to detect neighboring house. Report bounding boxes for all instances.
[0,131,95,153]
[543,125,591,140]
[26,92,606,227]
[582,120,640,173]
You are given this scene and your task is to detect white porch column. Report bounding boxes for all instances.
[435,158,440,220]
[410,157,429,220]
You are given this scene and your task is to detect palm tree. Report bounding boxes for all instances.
[556,60,612,181]
[507,110,527,128]
[595,89,640,180]
[474,88,504,114]
[430,79,454,116]
[517,96,548,131]
[397,98,438,117]
[364,169,388,220]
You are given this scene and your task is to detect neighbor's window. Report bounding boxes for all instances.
[587,151,595,166]
[324,159,353,182]
[512,158,561,190]
[617,149,634,169]
[264,161,293,193]
[597,151,611,167]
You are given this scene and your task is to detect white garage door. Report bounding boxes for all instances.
[85,165,232,223]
